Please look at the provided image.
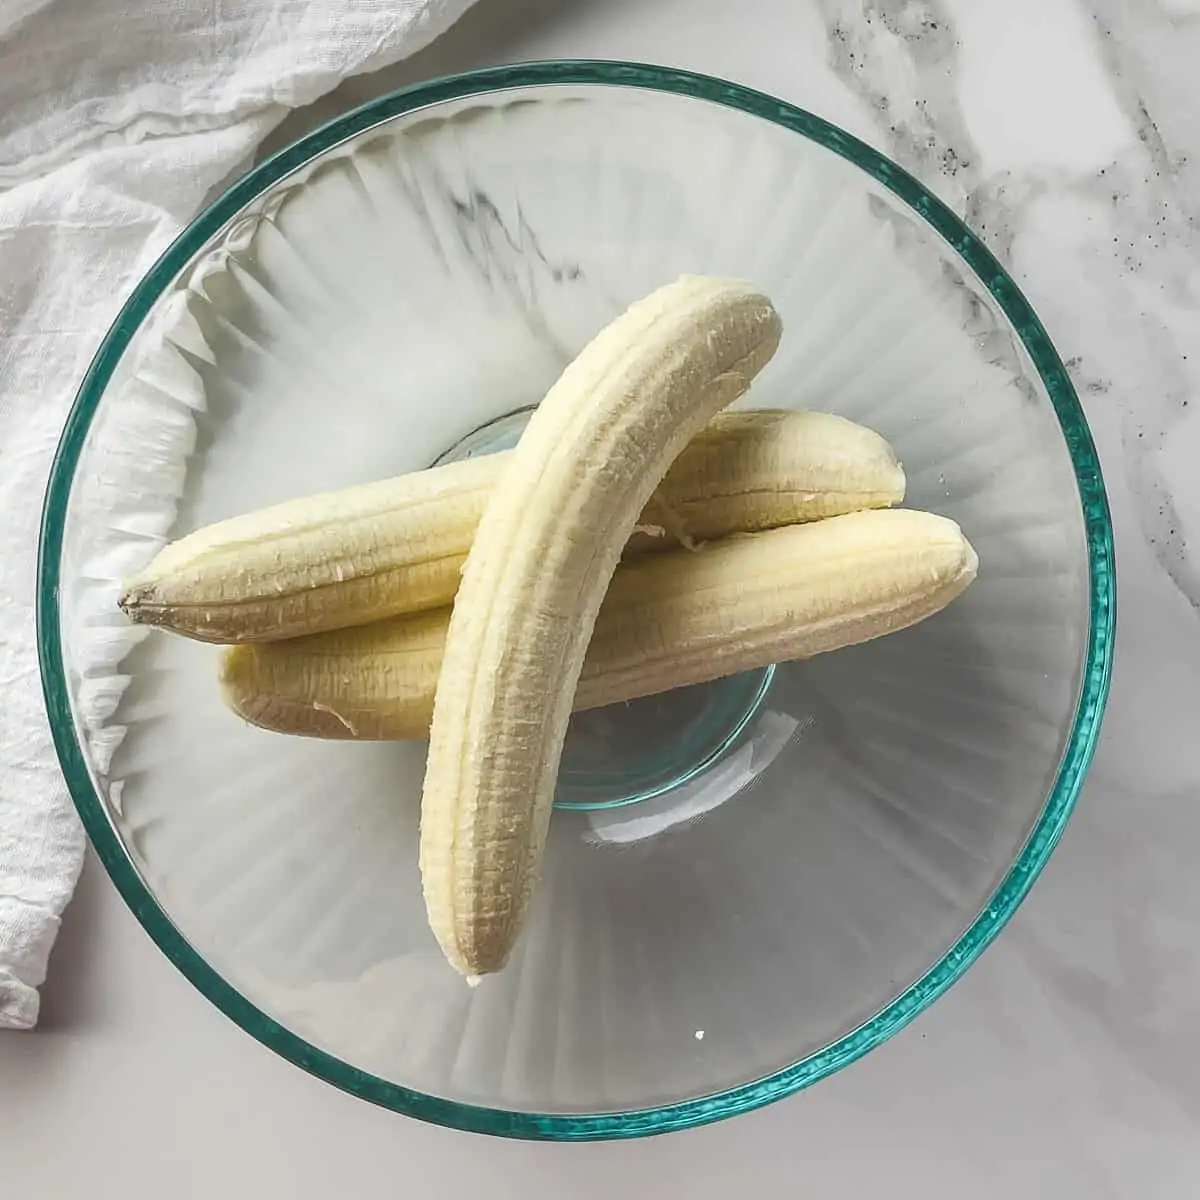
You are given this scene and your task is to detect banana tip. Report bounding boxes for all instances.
[117,581,156,620]
[961,537,981,582]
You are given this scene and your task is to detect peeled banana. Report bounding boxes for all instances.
[118,408,904,644]
[220,509,979,742]
[419,276,783,977]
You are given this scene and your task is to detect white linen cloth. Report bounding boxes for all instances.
[0,0,479,1030]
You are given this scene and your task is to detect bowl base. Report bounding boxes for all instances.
[433,408,778,812]
[557,664,775,810]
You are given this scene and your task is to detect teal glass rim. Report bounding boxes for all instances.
[37,60,1116,1140]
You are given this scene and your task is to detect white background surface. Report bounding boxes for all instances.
[7,0,1200,1195]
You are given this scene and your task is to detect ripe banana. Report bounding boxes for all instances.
[418,275,783,977]
[220,509,979,742]
[117,409,904,644]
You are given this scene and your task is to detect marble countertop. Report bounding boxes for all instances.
[5,0,1199,1195]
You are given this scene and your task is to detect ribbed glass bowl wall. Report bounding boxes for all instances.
[39,63,1113,1139]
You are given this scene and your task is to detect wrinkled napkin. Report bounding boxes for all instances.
[0,0,478,1030]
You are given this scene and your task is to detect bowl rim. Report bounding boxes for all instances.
[37,59,1116,1141]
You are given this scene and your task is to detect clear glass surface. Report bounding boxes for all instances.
[38,63,1114,1138]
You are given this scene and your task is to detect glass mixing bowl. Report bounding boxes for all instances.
[39,62,1114,1138]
